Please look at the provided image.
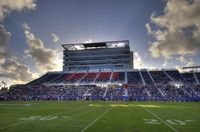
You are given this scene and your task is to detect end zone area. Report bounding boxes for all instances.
[0,101,200,132]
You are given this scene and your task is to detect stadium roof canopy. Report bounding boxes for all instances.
[182,66,200,69]
[62,40,129,50]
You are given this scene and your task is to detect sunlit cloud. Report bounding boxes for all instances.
[176,55,195,67]
[0,25,35,85]
[0,0,36,21]
[134,52,144,69]
[23,23,62,72]
[146,0,200,58]
[51,33,59,43]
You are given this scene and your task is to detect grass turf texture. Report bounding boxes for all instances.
[0,101,199,132]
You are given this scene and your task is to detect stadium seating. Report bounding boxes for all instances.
[105,87,126,100]
[165,70,183,82]
[147,86,163,98]
[181,73,197,84]
[95,72,111,83]
[62,73,74,80]
[41,73,62,83]
[1,84,200,101]
[1,70,200,102]
[81,73,98,83]
[140,71,154,85]
[128,86,149,101]
[50,73,73,83]
[27,73,63,85]
[67,73,86,83]
[90,86,106,100]
[127,71,143,85]
[195,73,200,83]
[111,72,125,83]
[149,71,172,85]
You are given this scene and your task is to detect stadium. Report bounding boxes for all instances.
[0,40,200,132]
[1,40,200,102]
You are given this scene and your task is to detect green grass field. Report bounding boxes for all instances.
[0,101,200,132]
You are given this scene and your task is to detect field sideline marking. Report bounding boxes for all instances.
[141,106,179,132]
[81,107,113,132]
[0,104,33,106]
[0,105,88,130]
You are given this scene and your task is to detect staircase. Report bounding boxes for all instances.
[93,72,100,83]
[147,71,156,85]
[67,73,75,81]
[109,71,113,83]
[50,74,63,82]
[78,72,88,84]
[193,72,200,84]
[103,87,108,98]
[139,71,146,85]
[163,70,174,82]
[157,87,165,97]
[83,89,89,96]
[125,70,128,84]
[124,88,128,96]
[146,89,151,97]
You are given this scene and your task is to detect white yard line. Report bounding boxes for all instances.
[0,104,33,106]
[81,107,113,132]
[0,105,88,130]
[141,106,179,132]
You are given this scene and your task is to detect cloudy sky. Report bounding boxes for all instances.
[0,0,200,86]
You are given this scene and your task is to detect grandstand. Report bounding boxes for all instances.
[1,40,200,102]
[62,40,133,71]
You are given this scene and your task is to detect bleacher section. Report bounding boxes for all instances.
[26,74,50,85]
[105,87,126,100]
[165,70,183,82]
[62,73,73,80]
[81,73,98,83]
[91,86,106,100]
[111,72,125,83]
[147,86,163,98]
[1,84,200,101]
[95,72,111,83]
[26,70,200,86]
[41,73,62,83]
[127,71,143,85]
[128,86,149,101]
[181,73,197,84]
[2,69,200,102]
[27,73,62,85]
[68,73,86,83]
[141,71,154,85]
[149,71,172,85]
[195,72,200,84]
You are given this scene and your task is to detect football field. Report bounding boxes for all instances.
[0,101,200,132]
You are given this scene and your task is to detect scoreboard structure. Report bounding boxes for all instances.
[62,40,133,72]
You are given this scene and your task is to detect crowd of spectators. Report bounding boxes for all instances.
[105,87,126,100]
[127,72,143,85]
[181,73,197,84]
[1,84,200,101]
[149,71,172,85]
[1,70,200,102]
